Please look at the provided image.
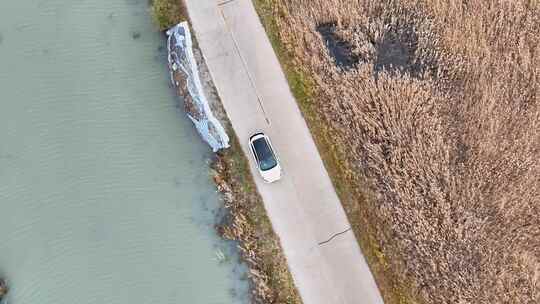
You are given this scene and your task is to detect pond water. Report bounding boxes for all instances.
[0,0,247,303]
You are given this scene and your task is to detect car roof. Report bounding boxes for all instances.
[251,135,277,170]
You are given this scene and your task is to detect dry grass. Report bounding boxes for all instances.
[253,0,540,303]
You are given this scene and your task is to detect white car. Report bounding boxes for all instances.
[248,133,282,183]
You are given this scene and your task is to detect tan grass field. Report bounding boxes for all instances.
[254,0,539,303]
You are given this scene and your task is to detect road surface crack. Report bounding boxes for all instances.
[217,0,236,6]
[318,227,352,245]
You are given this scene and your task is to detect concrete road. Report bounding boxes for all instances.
[182,0,385,303]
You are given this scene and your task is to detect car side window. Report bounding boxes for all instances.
[251,143,260,164]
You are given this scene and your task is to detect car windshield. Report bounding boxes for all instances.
[253,137,277,171]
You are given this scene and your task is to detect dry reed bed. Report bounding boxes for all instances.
[264,0,539,303]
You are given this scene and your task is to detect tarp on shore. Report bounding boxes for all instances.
[166,22,230,152]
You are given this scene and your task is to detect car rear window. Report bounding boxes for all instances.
[253,137,277,171]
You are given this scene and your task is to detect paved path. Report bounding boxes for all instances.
[183,0,385,303]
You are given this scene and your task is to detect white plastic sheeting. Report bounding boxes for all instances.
[166,22,230,152]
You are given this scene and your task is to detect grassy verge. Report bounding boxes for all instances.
[252,1,416,303]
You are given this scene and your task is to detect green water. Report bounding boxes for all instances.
[0,0,247,303]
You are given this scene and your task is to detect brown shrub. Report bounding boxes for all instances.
[150,0,187,31]
[262,0,540,303]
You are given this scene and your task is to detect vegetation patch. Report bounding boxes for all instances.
[253,0,540,304]
[150,0,187,31]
